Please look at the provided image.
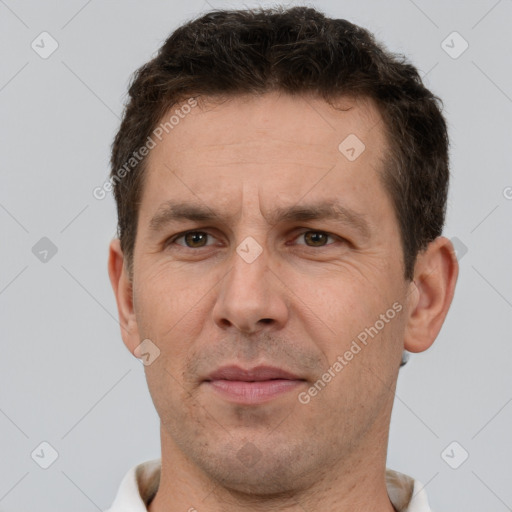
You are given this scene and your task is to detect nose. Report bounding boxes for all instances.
[212,243,289,335]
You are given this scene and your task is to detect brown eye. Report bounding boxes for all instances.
[302,231,332,247]
[175,231,211,248]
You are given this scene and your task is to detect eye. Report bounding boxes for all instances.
[170,231,216,248]
[294,230,337,247]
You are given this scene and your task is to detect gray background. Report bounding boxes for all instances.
[1,0,511,510]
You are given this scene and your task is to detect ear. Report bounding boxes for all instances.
[403,236,459,353]
[108,238,141,355]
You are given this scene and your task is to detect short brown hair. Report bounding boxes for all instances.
[110,6,449,281]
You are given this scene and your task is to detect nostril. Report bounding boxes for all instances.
[259,318,273,324]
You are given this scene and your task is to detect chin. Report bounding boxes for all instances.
[194,437,319,497]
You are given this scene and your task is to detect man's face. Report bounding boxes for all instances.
[128,92,413,493]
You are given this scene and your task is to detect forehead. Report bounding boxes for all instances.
[141,92,391,222]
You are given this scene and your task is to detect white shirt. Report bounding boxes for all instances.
[104,458,434,512]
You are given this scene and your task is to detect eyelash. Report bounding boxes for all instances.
[166,229,342,250]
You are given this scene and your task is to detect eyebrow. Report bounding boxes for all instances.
[149,199,371,240]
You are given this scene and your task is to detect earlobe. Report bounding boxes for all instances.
[108,239,141,355]
[403,236,459,353]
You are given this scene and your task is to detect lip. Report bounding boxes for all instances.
[203,365,306,404]
[205,365,303,382]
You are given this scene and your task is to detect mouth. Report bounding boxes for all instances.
[203,365,307,404]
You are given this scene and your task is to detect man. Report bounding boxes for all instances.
[105,6,458,512]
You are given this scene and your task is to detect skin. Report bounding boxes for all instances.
[109,91,458,511]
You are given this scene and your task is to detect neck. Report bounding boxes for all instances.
[149,421,396,512]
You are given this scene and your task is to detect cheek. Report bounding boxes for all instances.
[287,269,389,339]
[132,271,210,383]
[144,359,196,431]
[307,304,404,424]
[135,263,212,331]
[295,271,405,376]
